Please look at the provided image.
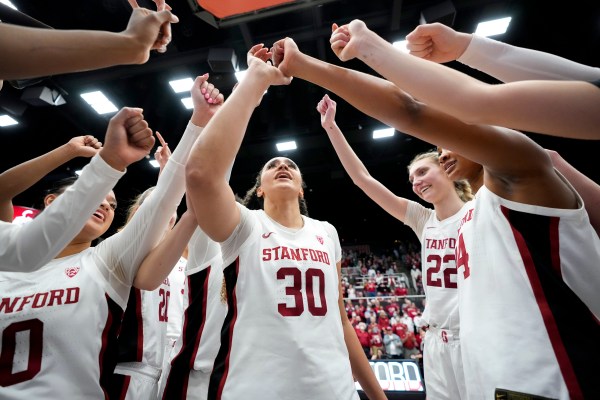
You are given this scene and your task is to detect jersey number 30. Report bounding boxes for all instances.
[277,267,327,317]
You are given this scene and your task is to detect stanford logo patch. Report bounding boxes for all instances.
[316,236,324,245]
[65,266,80,278]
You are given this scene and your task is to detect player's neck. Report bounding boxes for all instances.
[56,241,92,259]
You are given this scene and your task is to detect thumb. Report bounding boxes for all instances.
[194,73,209,88]
[157,9,179,24]
[332,23,339,32]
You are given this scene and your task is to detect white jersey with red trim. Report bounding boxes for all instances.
[405,200,471,331]
[205,206,358,400]
[456,181,600,399]
[0,122,201,399]
[159,228,226,400]
[404,200,469,399]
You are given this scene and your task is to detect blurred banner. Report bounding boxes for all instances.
[13,205,40,225]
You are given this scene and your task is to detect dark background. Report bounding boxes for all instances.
[1,0,599,248]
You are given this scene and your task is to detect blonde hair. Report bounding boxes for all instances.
[408,150,473,202]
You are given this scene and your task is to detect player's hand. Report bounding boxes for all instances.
[154,131,171,171]
[100,107,155,170]
[246,43,292,86]
[316,94,337,129]
[190,73,225,127]
[125,0,179,58]
[270,37,301,78]
[330,19,370,62]
[406,23,472,63]
[66,135,102,158]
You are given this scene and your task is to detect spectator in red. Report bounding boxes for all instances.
[377,310,390,330]
[394,282,408,297]
[364,278,377,297]
[355,322,371,359]
[369,325,384,360]
[393,321,408,338]
[401,328,420,359]
[386,302,399,317]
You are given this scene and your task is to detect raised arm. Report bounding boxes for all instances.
[133,209,197,290]
[185,44,291,242]
[406,22,600,82]
[0,6,178,80]
[330,20,600,140]
[0,135,101,222]
[0,107,152,272]
[274,37,558,203]
[101,74,224,289]
[279,36,576,209]
[317,94,410,222]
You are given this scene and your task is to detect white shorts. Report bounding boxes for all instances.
[158,362,210,400]
[113,362,161,400]
[423,327,467,400]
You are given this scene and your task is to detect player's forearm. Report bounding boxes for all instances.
[0,144,76,204]
[355,27,490,126]
[324,123,373,189]
[134,212,197,290]
[459,35,600,83]
[187,66,268,181]
[343,320,387,400]
[291,53,417,132]
[0,25,144,80]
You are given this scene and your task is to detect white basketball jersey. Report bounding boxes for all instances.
[159,228,226,400]
[0,250,127,399]
[0,122,198,398]
[405,201,470,331]
[457,183,600,399]
[205,207,359,400]
[114,283,170,367]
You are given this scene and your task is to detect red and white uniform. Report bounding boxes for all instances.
[159,228,226,400]
[0,155,124,273]
[0,122,202,399]
[204,205,358,400]
[164,256,187,357]
[457,180,600,399]
[404,200,469,400]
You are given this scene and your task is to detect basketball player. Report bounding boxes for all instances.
[404,22,600,237]
[158,225,227,400]
[317,93,472,399]
[108,74,223,400]
[275,23,600,398]
[0,108,147,274]
[0,95,203,397]
[184,43,386,400]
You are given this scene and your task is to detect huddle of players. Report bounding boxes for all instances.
[1,3,600,400]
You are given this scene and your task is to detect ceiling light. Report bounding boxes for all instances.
[149,159,160,168]
[373,128,395,139]
[276,141,297,152]
[0,115,18,127]
[475,17,511,37]
[80,91,118,114]
[0,0,17,10]
[392,40,409,53]
[181,97,193,110]
[169,78,194,93]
